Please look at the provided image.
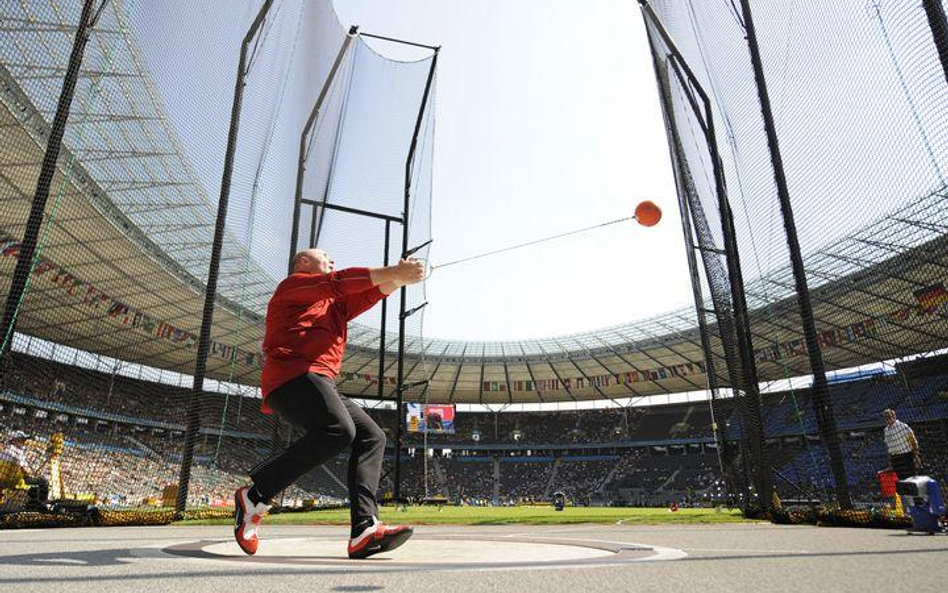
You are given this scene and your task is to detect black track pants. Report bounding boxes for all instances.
[889,452,918,480]
[249,373,386,524]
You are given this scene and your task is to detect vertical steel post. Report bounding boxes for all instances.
[716,164,771,514]
[288,26,358,269]
[652,52,734,500]
[640,1,770,512]
[395,48,439,502]
[737,0,851,509]
[379,221,390,401]
[922,0,948,88]
[176,0,278,516]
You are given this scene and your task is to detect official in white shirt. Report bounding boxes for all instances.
[883,409,920,479]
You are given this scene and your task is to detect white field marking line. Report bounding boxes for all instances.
[1,529,53,534]
[505,538,688,562]
[489,534,689,562]
[133,537,688,569]
[130,542,295,569]
[616,518,770,523]
[498,525,610,537]
[685,547,813,554]
[525,537,690,562]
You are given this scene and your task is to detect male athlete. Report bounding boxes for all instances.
[234,249,425,558]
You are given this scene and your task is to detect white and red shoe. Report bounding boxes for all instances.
[234,485,270,555]
[347,516,414,559]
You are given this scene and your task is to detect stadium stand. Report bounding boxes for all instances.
[2,348,947,511]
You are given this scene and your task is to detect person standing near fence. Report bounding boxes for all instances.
[0,431,49,510]
[234,249,425,558]
[883,409,920,479]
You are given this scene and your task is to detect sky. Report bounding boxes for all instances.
[329,0,691,341]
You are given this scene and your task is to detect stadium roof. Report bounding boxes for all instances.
[1,0,946,404]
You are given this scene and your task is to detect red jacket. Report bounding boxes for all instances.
[259,267,387,412]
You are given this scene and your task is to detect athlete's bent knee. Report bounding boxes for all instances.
[325,417,357,450]
[364,424,386,449]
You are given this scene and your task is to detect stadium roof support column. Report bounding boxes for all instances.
[922,0,948,89]
[737,0,851,509]
[175,0,278,517]
[0,0,109,360]
[395,45,439,502]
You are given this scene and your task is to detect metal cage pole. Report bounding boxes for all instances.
[715,151,772,514]
[649,42,735,502]
[737,0,851,509]
[379,221,390,401]
[395,47,439,502]
[640,0,770,513]
[289,26,359,267]
[0,0,109,360]
[922,0,948,88]
[175,0,278,516]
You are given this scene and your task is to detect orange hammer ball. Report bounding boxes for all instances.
[635,200,663,227]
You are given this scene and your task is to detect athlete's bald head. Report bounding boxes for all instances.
[292,249,334,275]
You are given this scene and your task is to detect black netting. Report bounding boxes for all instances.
[0,0,435,524]
[644,0,948,517]
[3,0,947,529]
[646,25,769,513]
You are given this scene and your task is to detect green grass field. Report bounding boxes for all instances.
[178,505,754,526]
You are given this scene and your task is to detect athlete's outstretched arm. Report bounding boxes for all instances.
[341,279,418,321]
[368,259,424,287]
[278,260,423,305]
[378,282,399,295]
[278,268,374,304]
